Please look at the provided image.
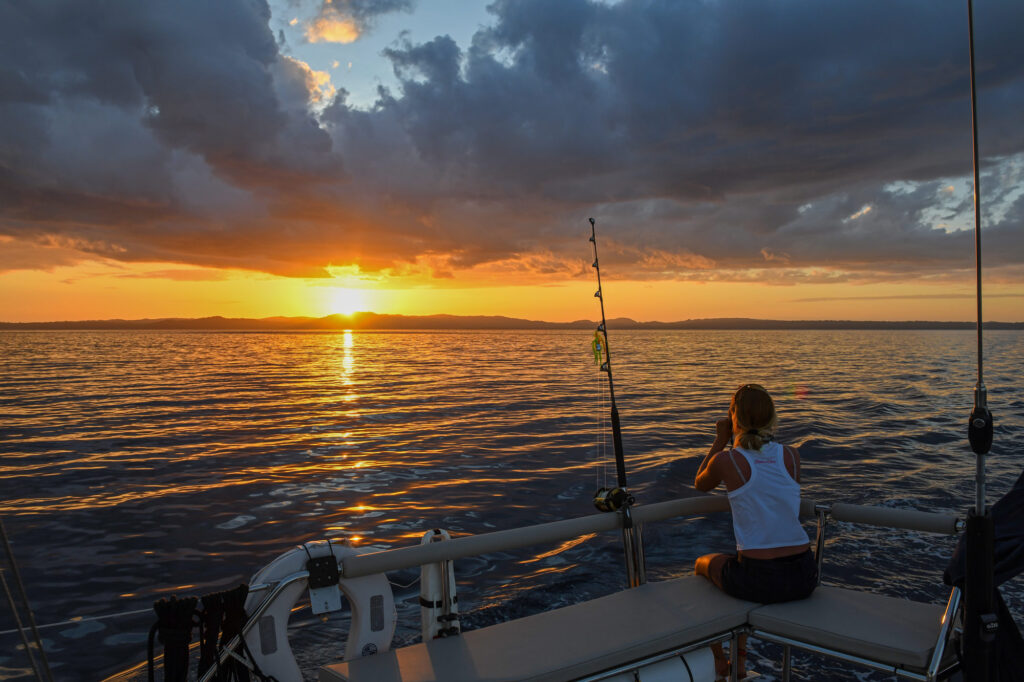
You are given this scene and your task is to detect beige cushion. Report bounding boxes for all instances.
[748,585,946,670]
[320,576,756,682]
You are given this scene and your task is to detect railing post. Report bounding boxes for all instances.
[730,631,740,682]
[814,504,831,585]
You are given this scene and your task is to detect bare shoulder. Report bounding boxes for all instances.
[782,444,801,481]
[705,448,733,478]
[694,449,730,491]
[712,448,741,472]
[720,448,751,490]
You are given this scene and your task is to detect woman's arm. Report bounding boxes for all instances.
[694,417,732,491]
[694,452,721,491]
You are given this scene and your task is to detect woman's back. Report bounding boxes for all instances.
[726,443,809,551]
[692,384,817,677]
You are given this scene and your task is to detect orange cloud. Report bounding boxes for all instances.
[760,248,791,265]
[114,268,233,282]
[306,9,360,44]
[845,204,873,221]
[638,248,716,272]
[281,56,336,104]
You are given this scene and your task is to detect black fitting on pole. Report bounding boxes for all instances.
[968,397,993,457]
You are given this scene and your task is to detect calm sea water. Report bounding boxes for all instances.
[1,330,1022,681]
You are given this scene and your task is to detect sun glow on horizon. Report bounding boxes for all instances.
[328,287,370,316]
[2,258,1024,323]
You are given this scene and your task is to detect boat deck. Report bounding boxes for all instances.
[320,576,750,681]
[320,575,951,682]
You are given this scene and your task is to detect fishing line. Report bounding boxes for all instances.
[0,602,318,638]
[1,519,53,681]
[601,369,609,490]
[388,575,421,590]
[0,573,425,639]
[599,377,603,491]
[0,607,153,637]
[592,332,610,491]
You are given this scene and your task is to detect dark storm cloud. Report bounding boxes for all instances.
[320,0,1024,278]
[1,0,1023,282]
[0,0,346,273]
[333,0,415,25]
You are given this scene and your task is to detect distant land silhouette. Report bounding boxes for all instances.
[2,313,1022,330]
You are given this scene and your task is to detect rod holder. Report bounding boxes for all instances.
[963,508,996,678]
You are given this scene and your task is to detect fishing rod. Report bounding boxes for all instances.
[589,218,630,510]
[962,0,996,677]
[588,218,645,588]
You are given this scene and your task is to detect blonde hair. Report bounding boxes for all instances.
[730,384,777,450]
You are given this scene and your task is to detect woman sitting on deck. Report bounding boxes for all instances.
[694,383,817,679]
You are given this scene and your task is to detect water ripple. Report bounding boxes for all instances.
[0,330,1022,680]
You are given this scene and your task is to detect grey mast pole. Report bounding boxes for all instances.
[963,0,997,678]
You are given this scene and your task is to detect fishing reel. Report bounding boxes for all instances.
[593,486,633,513]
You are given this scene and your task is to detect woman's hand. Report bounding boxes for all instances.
[715,417,733,442]
[697,416,733,489]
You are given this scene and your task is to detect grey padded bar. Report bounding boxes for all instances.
[342,512,620,578]
[830,503,959,535]
[342,495,735,579]
[630,494,730,523]
[340,497,949,579]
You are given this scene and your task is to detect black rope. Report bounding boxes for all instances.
[679,653,694,682]
[219,585,252,682]
[146,584,284,682]
[192,584,259,682]
[151,595,198,682]
[146,621,159,682]
[198,590,225,678]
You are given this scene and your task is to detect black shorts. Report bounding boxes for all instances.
[718,548,818,604]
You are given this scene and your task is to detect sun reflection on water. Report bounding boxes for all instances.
[341,330,354,376]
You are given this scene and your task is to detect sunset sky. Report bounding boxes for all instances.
[2,0,1023,323]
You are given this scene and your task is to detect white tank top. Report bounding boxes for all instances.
[726,442,810,551]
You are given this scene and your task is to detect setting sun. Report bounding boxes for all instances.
[328,287,369,316]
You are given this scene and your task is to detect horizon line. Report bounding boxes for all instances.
[2,312,1022,329]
